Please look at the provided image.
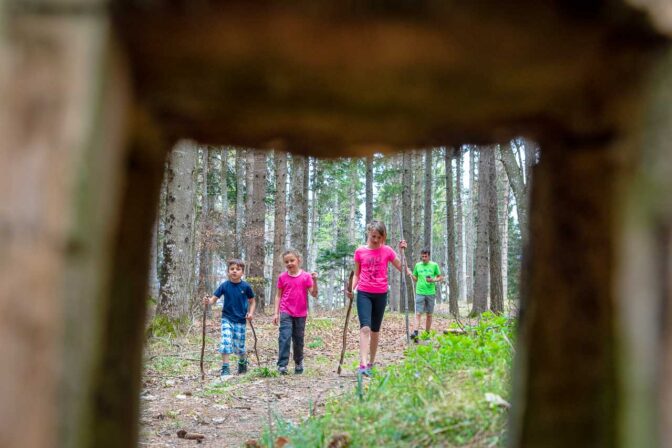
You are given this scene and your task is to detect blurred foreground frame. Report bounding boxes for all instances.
[2,1,672,447]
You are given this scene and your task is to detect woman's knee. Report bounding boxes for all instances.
[360,326,371,336]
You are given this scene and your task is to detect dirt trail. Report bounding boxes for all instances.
[140,310,454,447]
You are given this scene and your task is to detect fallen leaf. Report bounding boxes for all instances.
[275,436,290,447]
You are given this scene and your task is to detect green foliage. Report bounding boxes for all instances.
[263,313,515,447]
[316,239,357,273]
[200,380,232,396]
[148,355,191,376]
[306,317,336,331]
[147,315,184,338]
[307,338,324,349]
[255,366,280,378]
[507,208,522,301]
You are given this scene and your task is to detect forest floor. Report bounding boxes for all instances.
[139,307,457,448]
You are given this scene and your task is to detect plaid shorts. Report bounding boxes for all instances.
[219,318,247,355]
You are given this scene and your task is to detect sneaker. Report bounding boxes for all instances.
[294,363,304,374]
[357,365,371,377]
[219,364,231,380]
[411,330,419,343]
[237,359,248,375]
[278,366,289,375]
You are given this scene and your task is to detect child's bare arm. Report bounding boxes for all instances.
[348,262,360,298]
[273,288,282,325]
[202,295,217,306]
[309,272,319,298]
[246,298,256,320]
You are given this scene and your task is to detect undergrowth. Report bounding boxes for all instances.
[262,312,514,447]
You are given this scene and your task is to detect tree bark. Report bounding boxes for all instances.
[424,147,433,251]
[456,148,466,301]
[289,154,308,259]
[234,148,246,258]
[471,147,489,316]
[247,149,267,310]
[445,147,459,316]
[271,150,288,308]
[501,141,529,243]
[219,147,230,261]
[401,151,414,313]
[412,150,424,258]
[197,146,210,297]
[487,147,504,314]
[308,159,322,271]
[466,147,477,303]
[365,155,374,226]
[512,142,619,447]
[497,148,510,302]
[157,141,197,320]
[0,16,141,446]
[244,149,255,262]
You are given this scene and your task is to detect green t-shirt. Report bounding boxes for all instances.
[412,261,441,295]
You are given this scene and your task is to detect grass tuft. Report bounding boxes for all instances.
[262,312,514,447]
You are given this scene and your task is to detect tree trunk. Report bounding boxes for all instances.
[456,147,466,301]
[234,148,246,258]
[244,149,255,262]
[309,159,322,271]
[501,141,529,243]
[197,146,210,297]
[497,148,509,303]
[271,150,287,308]
[289,154,308,259]
[157,141,197,320]
[389,188,401,311]
[445,147,459,316]
[247,149,267,310]
[0,20,149,446]
[471,146,489,316]
[401,151,414,313]
[149,213,160,300]
[487,147,504,314]
[348,159,358,244]
[412,150,424,258]
[365,155,374,226]
[466,147,477,303]
[424,147,433,250]
[220,147,230,261]
[512,142,618,447]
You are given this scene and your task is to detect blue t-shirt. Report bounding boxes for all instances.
[213,280,255,324]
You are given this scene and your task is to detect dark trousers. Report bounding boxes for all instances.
[277,313,306,367]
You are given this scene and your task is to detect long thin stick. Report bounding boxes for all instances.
[200,304,207,380]
[397,207,411,344]
[337,271,355,375]
[249,319,260,365]
[400,247,410,344]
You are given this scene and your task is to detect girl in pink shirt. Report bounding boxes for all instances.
[348,221,407,376]
[273,249,318,374]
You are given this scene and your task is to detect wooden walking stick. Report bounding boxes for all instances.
[337,270,355,375]
[200,303,208,380]
[248,319,260,365]
[397,206,411,344]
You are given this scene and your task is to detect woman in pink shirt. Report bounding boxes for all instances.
[273,249,318,375]
[347,221,407,376]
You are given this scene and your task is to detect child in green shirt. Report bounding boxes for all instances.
[409,249,442,341]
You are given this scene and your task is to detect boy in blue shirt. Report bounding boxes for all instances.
[203,259,256,379]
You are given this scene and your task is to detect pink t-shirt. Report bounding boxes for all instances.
[277,270,313,317]
[354,245,398,293]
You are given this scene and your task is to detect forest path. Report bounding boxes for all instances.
[140,309,455,447]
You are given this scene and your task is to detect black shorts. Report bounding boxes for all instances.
[356,290,388,332]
